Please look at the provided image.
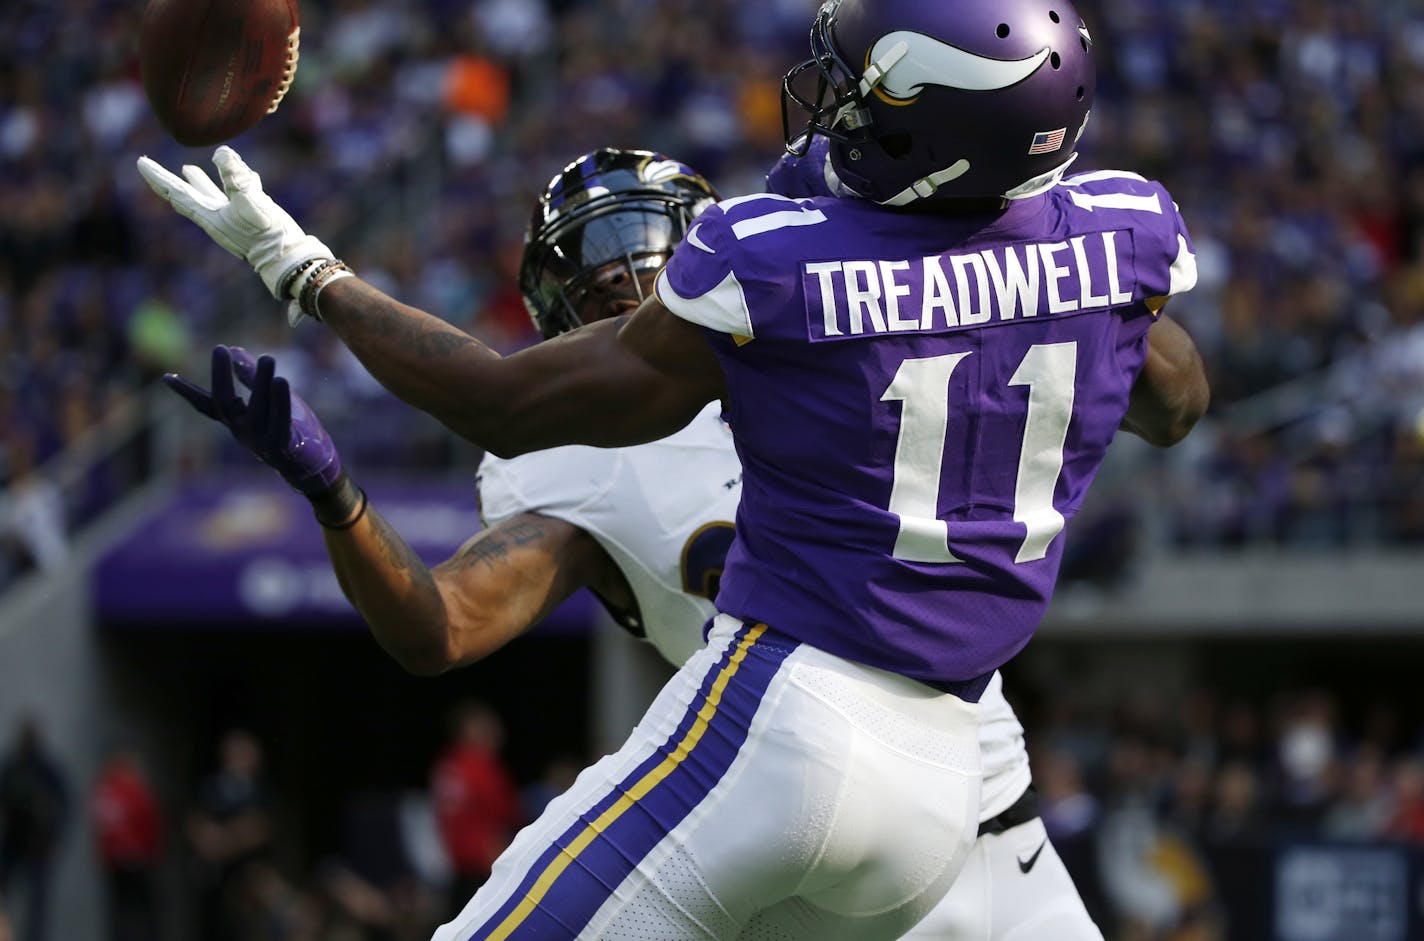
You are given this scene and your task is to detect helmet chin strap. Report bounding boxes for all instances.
[858,40,909,97]
[847,40,1024,208]
[880,160,972,207]
[821,150,857,199]
[825,40,909,138]
[873,152,1079,207]
[1003,153,1078,199]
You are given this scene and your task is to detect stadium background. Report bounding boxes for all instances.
[2,0,1424,938]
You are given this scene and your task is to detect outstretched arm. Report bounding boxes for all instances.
[137,147,724,457]
[312,278,724,456]
[324,508,612,675]
[1121,313,1210,447]
[165,347,625,675]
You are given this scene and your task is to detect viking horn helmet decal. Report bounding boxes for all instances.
[867,32,1051,101]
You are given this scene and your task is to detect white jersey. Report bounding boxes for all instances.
[478,403,739,668]
[477,402,1029,824]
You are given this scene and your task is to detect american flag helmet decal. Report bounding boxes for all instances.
[1028,128,1067,154]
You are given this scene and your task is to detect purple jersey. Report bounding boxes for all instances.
[654,170,1196,688]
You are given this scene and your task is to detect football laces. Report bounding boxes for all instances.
[268,27,300,113]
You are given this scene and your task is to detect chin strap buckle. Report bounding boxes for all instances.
[881,159,972,207]
[858,41,909,97]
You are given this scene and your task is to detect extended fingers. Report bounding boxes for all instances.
[181,163,226,203]
[135,155,224,212]
[135,156,189,201]
[213,146,260,196]
[209,345,243,425]
[227,347,261,389]
[225,349,288,451]
[161,373,219,420]
[265,376,294,454]
[247,355,276,431]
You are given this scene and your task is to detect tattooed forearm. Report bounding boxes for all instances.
[322,501,453,673]
[326,504,442,618]
[360,292,482,359]
[450,518,553,573]
[312,278,513,449]
[369,506,439,593]
[324,278,487,360]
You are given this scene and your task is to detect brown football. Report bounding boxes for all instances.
[139,0,301,147]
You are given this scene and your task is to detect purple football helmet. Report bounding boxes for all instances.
[782,0,1095,206]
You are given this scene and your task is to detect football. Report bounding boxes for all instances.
[139,0,301,147]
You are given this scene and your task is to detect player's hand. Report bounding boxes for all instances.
[136,147,334,305]
[164,345,343,497]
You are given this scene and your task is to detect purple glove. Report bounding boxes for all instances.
[766,133,871,201]
[765,134,835,199]
[164,345,343,497]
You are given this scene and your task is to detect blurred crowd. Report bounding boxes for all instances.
[4,0,1424,584]
[1027,682,1424,940]
[0,703,553,941]
[3,2,1424,939]
[1101,0,1424,550]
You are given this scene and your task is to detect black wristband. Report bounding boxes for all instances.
[309,472,367,530]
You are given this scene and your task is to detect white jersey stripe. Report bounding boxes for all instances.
[1169,233,1198,296]
[730,208,828,241]
[656,268,755,339]
[1063,168,1149,185]
[717,192,797,211]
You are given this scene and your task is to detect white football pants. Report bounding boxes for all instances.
[908,814,1104,940]
[433,613,982,940]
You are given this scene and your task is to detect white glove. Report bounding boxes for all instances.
[136,146,336,305]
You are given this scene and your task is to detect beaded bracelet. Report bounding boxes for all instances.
[277,256,324,301]
[298,259,355,322]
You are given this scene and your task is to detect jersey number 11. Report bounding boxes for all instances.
[882,342,1077,565]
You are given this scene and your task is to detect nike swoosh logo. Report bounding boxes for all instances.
[1017,839,1047,873]
[686,224,714,253]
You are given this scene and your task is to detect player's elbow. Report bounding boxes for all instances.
[446,410,534,460]
[1126,351,1210,447]
[378,627,461,677]
[390,642,458,677]
[1129,396,1208,448]
[1158,370,1211,447]
[397,603,515,676]
[1141,412,1200,447]
[374,604,471,676]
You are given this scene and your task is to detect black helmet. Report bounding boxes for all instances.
[519,148,719,338]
